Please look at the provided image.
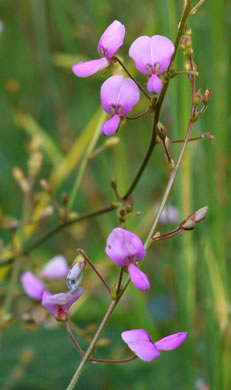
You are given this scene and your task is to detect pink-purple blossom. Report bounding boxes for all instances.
[160,205,179,225]
[72,20,125,78]
[41,288,83,322]
[105,228,149,291]
[40,255,68,280]
[21,271,45,301]
[129,35,175,94]
[121,329,187,362]
[100,75,140,136]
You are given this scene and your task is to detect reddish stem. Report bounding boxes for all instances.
[78,249,111,294]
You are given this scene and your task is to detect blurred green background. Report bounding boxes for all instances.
[0,0,230,389]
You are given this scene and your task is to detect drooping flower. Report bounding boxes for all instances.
[121,329,187,362]
[72,20,125,78]
[129,35,175,94]
[21,271,45,301]
[40,255,68,280]
[42,288,83,322]
[100,75,140,136]
[105,228,149,291]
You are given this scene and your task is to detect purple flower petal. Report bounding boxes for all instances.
[149,35,175,74]
[147,74,162,94]
[129,36,153,75]
[100,75,140,116]
[128,264,150,291]
[116,78,140,116]
[121,329,151,343]
[105,228,146,267]
[40,255,68,280]
[98,20,125,59]
[155,332,187,351]
[41,288,83,320]
[21,271,45,301]
[100,75,124,114]
[72,58,109,78]
[121,330,160,362]
[129,35,175,76]
[101,115,120,136]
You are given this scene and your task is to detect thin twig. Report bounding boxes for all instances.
[78,249,111,294]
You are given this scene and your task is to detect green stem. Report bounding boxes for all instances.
[66,299,118,390]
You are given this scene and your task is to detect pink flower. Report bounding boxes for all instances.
[129,35,175,94]
[121,329,187,362]
[105,228,149,291]
[100,75,140,136]
[160,205,179,225]
[21,271,45,301]
[42,288,83,322]
[40,255,68,280]
[72,20,125,78]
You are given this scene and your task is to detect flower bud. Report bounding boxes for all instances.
[193,90,202,106]
[184,36,192,49]
[194,206,208,223]
[185,26,192,37]
[66,254,86,293]
[203,88,212,105]
[61,193,69,206]
[157,122,167,140]
[184,60,191,72]
[169,62,176,73]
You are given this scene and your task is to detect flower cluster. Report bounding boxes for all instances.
[20,21,186,366]
[72,20,175,135]
[21,255,85,322]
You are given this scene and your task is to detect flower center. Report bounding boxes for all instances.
[110,105,122,115]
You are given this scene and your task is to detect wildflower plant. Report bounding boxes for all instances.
[0,1,215,389]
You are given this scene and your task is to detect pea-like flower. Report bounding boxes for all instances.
[105,228,149,291]
[121,329,187,362]
[72,20,125,78]
[100,75,140,136]
[42,288,83,322]
[129,35,175,94]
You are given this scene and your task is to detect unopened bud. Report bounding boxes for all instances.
[66,253,86,293]
[184,36,192,49]
[184,60,191,72]
[181,219,196,230]
[157,122,167,140]
[185,26,192,37]
[169,62,176,73]
[193,90,202,106]
[185,48,194,57]
[40,179,52,193]
[110,178,118,190]
[104,137,120,148]
[180,206,208,230]
[180,39,186,51]
[194,206,208,223]
[203,88,212,105]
